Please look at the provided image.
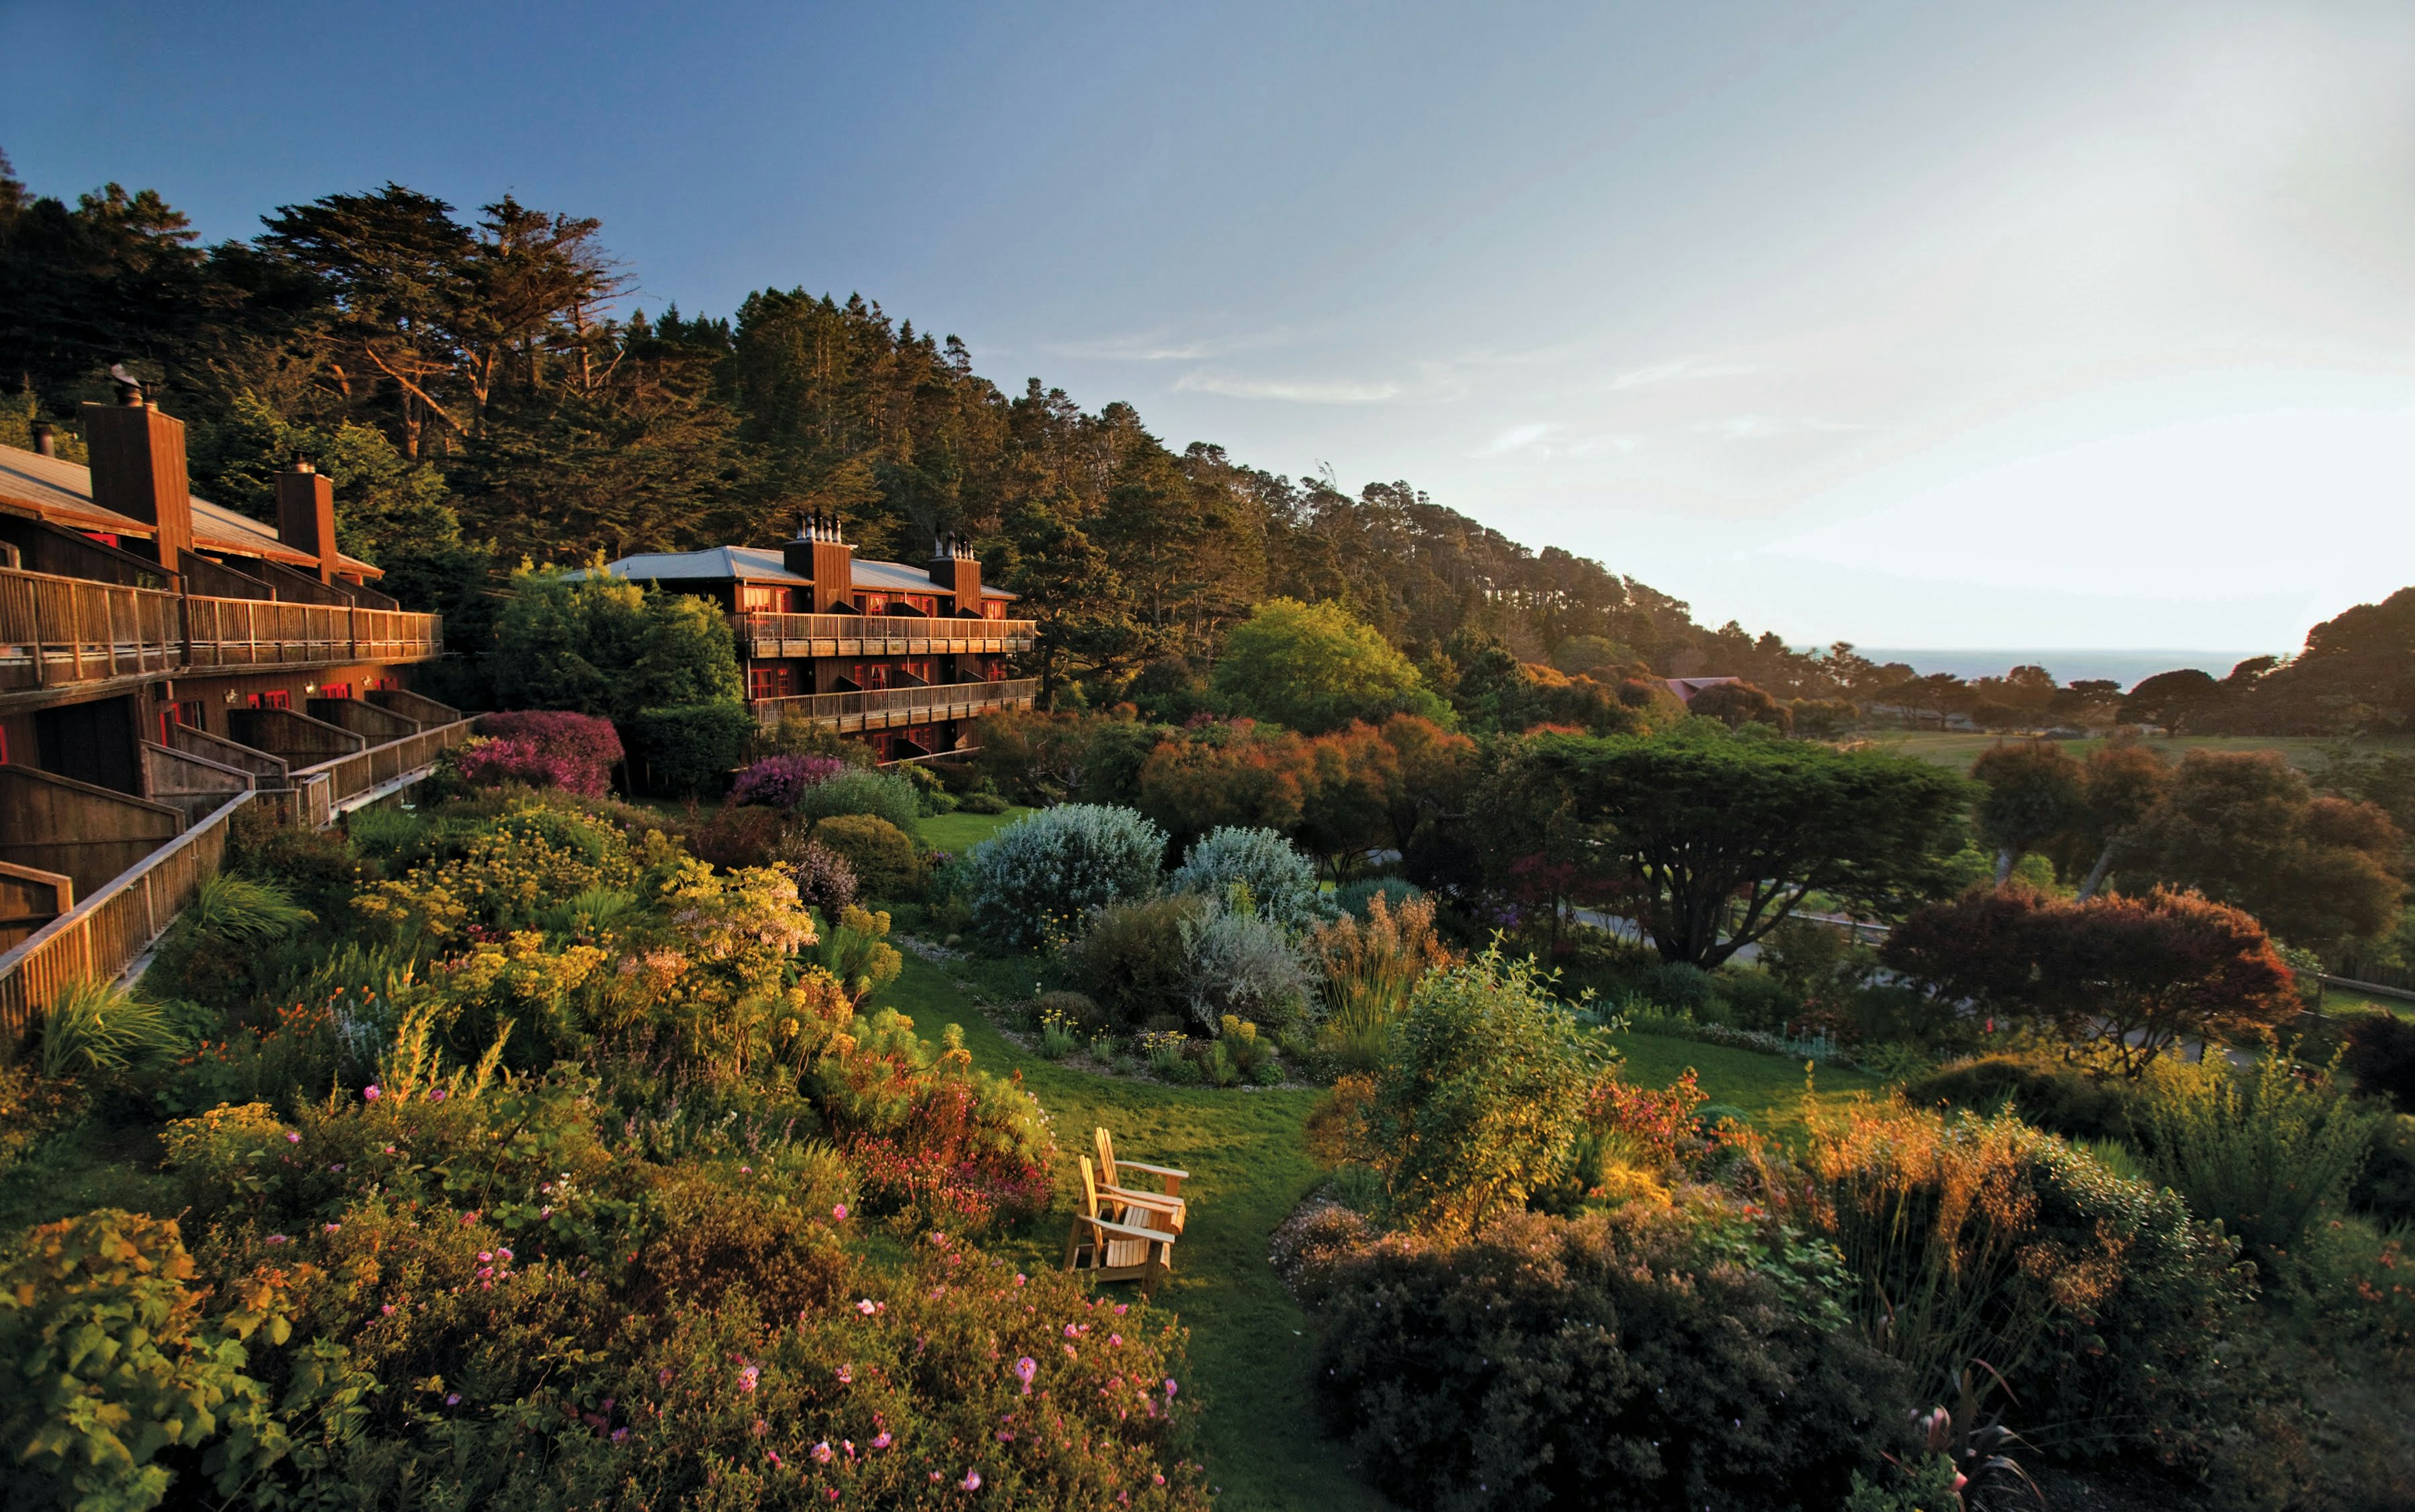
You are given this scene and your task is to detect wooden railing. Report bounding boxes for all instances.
[0,790,250,1040]
[731,611,1036,659]
[0,718,478,1033]
[749,677,1038,731]
[294,718,477,811]
[0,565,443,696]
[0,567,183,692]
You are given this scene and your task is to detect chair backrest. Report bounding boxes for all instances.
[1077,1156,1102,1219]
[1094,1126,1117,1185]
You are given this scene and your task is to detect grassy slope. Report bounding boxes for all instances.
[873,952,1889,1508]
[1855,730,2415,775]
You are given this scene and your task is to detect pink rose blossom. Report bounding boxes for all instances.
[1013,1356,1037,1394]
[833,1203,849,1220]
[872,1431,894,1450]
[959,1469,982,1491]
[286,1132,302,1143]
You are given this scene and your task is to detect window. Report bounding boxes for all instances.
[740,583,796,613]
[900,659,935,684]
[247,689,291,711]
[320,682,352,700]
[983,599,1007,621]
[860,592,889,615]
[903,594,936,616]
[158,701,204,744]
[748,664,798,701]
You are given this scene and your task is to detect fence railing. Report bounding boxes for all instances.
[731,611,1036,657]
[0,717,477,1036]
[0,567,184,692]
[0,790,250,1040]
[748,677,1039,730]
[0,565,443,696]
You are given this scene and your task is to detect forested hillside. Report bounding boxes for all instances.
[3,154,2406,731]
[0,158,1796,680]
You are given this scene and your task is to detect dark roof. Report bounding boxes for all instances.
[0,443,384,577]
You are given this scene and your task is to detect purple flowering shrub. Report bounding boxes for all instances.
[470,710,623,796]
[733,754,848,809]
[776,837,858,915]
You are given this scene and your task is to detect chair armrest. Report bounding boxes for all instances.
[1118,1160,1191,1181]
[1081,1214,1179,1244]
[1099,1184,1184,1211]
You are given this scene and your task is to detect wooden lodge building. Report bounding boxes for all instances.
[0,379,460,1023]
[594,521,1038,761]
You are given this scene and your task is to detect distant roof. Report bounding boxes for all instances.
[1664,676,1740,704]
[597,544,1016,599]
[0,443,383,577]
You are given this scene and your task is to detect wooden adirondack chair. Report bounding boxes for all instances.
[1064,1157,1177,1295]
[1094,1126,1189,1231]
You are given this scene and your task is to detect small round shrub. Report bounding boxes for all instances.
[1179,904,1314,1035]
[959,789,1011,814]
[1032,990,1105,1035]
[1067,896,1209,1030]
[794,767,922,830]
[808,814,921,902]
[1644,960,1716,1011]
[1904,1054,2136,1141]
[776,836,859,915]
[1167,826,1327,930]
[1333,876,1421,921]
[966,804,1167,950]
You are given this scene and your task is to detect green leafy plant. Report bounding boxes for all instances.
[2132,1046,2383,1290]
[964,804,1167,950]
[38,981,181,1079]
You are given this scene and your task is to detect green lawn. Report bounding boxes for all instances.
[868,952,1891,1508]
[1855,730,2415,775]
[913,805,1035,854]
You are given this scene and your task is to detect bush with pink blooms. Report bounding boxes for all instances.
[467,710,624,796]
[733,753,848,808]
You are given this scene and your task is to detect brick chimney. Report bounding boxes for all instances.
[82,396,192,574]
[786,513,857,613]
[275,460,338,584]
[928,534,982,613]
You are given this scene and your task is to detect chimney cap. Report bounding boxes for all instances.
[107,362,145,407]
[290,451,316,474]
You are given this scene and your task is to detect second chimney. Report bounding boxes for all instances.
[275,461,338,584]
[82,399,193,574]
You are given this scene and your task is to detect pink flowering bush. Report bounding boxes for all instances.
[470,710,624,796]
[456,736,602,797]
[733,755,848,809]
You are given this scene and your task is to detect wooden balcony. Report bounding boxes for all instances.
[749,677,1039,731]
[731,611,1036,660]
[0,565,443,705]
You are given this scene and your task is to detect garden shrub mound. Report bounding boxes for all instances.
[1066,896,1208,1031]
[1903,1053,2138,1141]
[1166,826,1327,930]
[467,710,623,797]
[808,814,920,903]
[793,767,921,831]
[1297,1204,1913,1512]
[966,804,1167,950]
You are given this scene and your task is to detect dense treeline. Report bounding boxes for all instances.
[3,153,2407,731]
[0,158,1728,683]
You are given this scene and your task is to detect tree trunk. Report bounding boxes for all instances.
[2077,843,2116,901]
[1993,847,2016,886]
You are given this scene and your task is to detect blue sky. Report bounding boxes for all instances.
[6,0,2409,652]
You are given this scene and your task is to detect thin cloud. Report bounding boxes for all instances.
[1477,423,1552,455]
[1690,414,1872,440]
[1605,357,1760,391]
[1048,327,1292,362]
[1175,372,1406,404]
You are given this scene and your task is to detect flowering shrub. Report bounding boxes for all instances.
[1166,826,1328,930]
[1791,1096,2255,1464]
[473,710,623,796]
[775,837,858,915]
[731,753,848,808]
[355,803,640,942]
[1302,1203,1912,1511]
[967,804,1168,949]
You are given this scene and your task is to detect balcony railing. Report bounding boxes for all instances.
[749,677,1039,731]
[730,611,1036,659]
[0,715,478,1035]
[0,565,443,697]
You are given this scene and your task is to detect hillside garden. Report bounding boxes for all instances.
[6,696,2415,1510]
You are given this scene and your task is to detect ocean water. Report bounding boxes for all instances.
[1835,648,2277,688]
